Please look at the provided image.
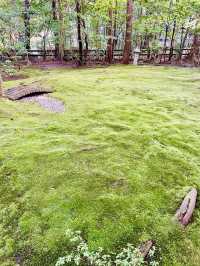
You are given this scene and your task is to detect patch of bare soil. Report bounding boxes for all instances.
[31,60,77,70]
[30,60,109,70]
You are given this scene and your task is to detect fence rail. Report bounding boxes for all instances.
[0,48,193,64]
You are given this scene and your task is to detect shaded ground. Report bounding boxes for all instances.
[1,65,200,266]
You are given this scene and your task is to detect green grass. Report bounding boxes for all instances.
[1,65,200,265]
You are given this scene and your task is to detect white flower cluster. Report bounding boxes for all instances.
[56,229,159,266]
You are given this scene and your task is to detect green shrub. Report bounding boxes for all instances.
[0,60,16,76]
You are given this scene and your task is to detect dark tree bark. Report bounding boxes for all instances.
[76,0,83,65]
[169,20,176,62]
[82,18,89,64]
[57,0,65,61]
[191,34,200,66]
[52,0,59,59]
[24,0,31,51]
[163,24,169,51]
[43,35,46,61]
[113,0,118,50]
[106,8,113,63]
[122,0,133,64]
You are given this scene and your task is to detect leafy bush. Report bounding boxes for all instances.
[56,230,159,266]
[0,60,16,76]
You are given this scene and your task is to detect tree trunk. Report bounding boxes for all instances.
[43,35,46,61]
[113,0,118,50]
[106,8,113,64]
[163,24,168,50]
[52,0,59,59]
[76,0,83,65]
[169,20,176,62]
[24,0,31,51]
[122,0,133,64]
[57,0,65,61]
[191,34,200,66]
[82,18,89,64]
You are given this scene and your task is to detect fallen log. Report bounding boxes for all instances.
[175,188,197,226]
[139,240,154,259]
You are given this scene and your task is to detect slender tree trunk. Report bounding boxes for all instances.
[169,20,176,62]
[182,28,189,50]
[76,0,83,65]
[113,0,118,51]
[163,24,169,50]
[52,0,59,59]
[43,35,46,61]
[57,0,65,61]
[106,8,113,63]
[122,0,133,64]
[82,18,89,64]
[24,0,31,51]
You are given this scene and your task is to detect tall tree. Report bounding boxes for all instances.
[76,0,83,65]
[113,0,118,50]
[24,0,31,50]
[122,0,133,64]
[52,0,59,59]
[191,31,200,66]
[169,20,176,61]
[80,0,89,64]
[57,0,65,61]
[106,7,113,63]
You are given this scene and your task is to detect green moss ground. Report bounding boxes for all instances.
[1,65,200,265]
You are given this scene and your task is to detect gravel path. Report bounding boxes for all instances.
[20,94,65,113]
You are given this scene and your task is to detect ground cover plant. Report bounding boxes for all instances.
[1,65,200,265]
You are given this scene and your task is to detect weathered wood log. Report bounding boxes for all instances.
[175,188,197,226]
[139,240,154,259]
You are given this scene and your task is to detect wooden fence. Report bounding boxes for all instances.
[0,48,193,64]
